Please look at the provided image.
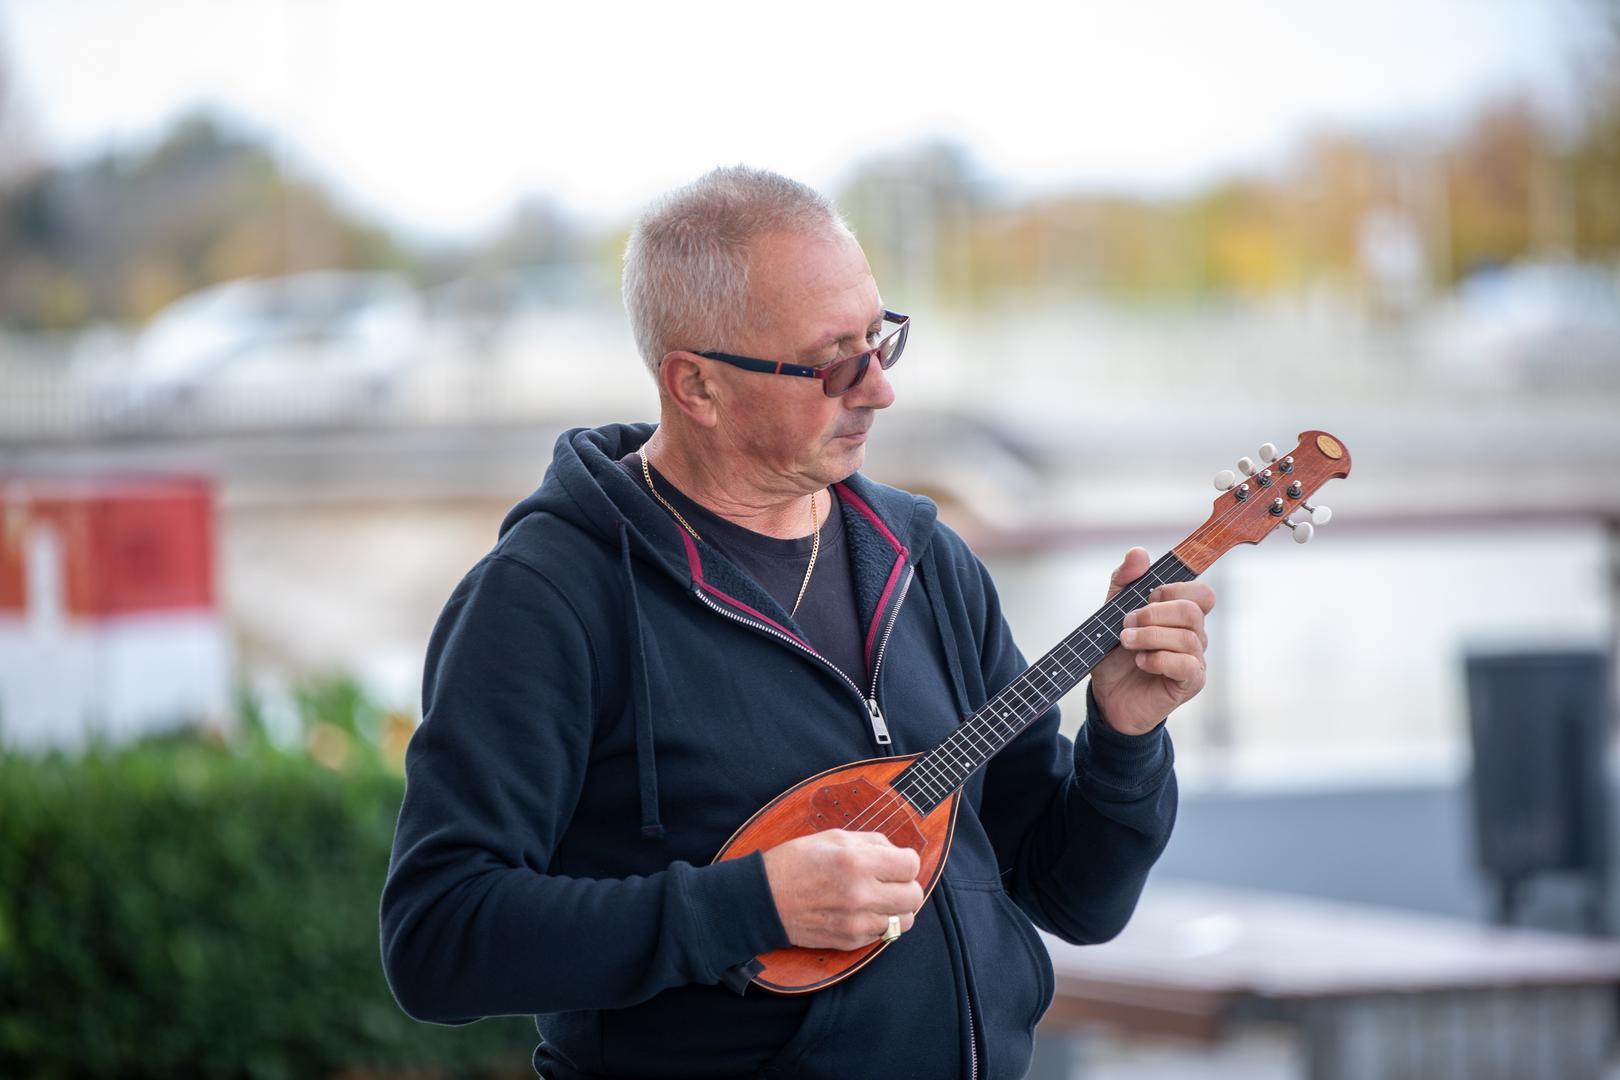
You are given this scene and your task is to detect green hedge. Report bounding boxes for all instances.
[0,728,536,1079]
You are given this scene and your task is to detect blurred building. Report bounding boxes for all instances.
[0,474,231,751]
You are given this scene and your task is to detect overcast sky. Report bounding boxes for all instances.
[0,0,1607,238]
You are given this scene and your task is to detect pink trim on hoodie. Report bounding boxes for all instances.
[834,483,912,674]
[834,483,907,556]
[681,529,817,652]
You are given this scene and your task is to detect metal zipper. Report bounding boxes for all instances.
[965,979,980,1080]
[861,563,915,748]
[692,587,892,754]
[867,564,915,704]
[865,698,891,746]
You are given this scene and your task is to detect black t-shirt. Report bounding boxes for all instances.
[621,451,867,689]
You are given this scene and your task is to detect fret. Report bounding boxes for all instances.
[898,551,1196,812]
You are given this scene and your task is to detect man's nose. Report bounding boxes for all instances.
[848,355,897,411]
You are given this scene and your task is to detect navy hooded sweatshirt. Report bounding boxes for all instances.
[379,423,1177,1080]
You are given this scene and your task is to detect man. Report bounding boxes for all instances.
[380,166,1214,1079]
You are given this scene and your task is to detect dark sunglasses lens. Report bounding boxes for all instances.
[879,322,907,369]
[820,321,906,396]
[822,352,869,397]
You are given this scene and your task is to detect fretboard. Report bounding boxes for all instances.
[896,550,1196,814]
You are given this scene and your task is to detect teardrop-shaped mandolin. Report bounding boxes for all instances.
[713,430,1351,993]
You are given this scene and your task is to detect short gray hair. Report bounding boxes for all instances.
[622,165,852,377]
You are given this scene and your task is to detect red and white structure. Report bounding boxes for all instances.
[0,474,232,752]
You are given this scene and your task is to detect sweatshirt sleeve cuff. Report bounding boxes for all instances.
[1077,682,1173,796]
[679,850,792,993]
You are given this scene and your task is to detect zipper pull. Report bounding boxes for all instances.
[867,698,892,746]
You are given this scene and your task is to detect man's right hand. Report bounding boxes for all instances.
[760,829,925,951]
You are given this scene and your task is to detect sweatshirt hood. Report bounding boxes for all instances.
[498,422,692,582]
[499,422,941,578]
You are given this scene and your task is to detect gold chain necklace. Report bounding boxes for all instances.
[640,451,820,618]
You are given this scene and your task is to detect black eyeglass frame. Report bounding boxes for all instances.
[695,310,909,398]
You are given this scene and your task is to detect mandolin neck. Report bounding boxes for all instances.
[895,549,1198,815]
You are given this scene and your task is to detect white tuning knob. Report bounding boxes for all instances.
[1259,443,1278,463]
[1304,502,1332,526]
[1238,457,1257,476]
[1286,520,1314,544]
[1213,469,1236,491]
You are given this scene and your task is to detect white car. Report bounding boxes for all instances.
[95,271,426,433]
[1425,260,1620,390]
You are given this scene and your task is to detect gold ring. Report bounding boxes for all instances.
[881,914,903,943]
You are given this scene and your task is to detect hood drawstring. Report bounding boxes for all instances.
[920,549,974,721]
[618,520,666,840]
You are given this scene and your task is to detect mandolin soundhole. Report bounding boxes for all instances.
[807,779,926,854]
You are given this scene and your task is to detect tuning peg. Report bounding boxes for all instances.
[1258,443,1278,463]
[1213,469,1236,491]
[1283,519,1314,544]
[1303,502,1332,526]
[1238,457,1257,476]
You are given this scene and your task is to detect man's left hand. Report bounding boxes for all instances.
[1088,547,1216,736]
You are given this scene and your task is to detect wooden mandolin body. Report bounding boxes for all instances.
[711,753,960,993]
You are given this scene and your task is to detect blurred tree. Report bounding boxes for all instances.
[1568,0,1620,258]
[837,140,990,306]
[1200,179,1296,294]
[0,113,408,333]
[1445,101,1543,277]
[492,194,586,268]
[0,29,37,183]
[1293,133,1377,286]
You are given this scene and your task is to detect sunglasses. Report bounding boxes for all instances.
[696,310,909,397]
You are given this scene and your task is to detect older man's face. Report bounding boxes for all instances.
[705,227,895,493]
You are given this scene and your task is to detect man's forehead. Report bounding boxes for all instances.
[749,229,868,286]
[746,231,879,341]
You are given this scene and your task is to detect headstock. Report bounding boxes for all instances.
[1174,430,1351,574]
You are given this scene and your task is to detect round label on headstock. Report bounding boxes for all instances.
[1316,435,1344,459]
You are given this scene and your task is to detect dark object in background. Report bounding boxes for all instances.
[1465,651,1614,935]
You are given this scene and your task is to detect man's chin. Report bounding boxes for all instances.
[826,441,866,482]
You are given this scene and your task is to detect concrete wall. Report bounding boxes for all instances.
[1158,779,1619,934]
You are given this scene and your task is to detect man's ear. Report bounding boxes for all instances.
[658,351,720,428]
